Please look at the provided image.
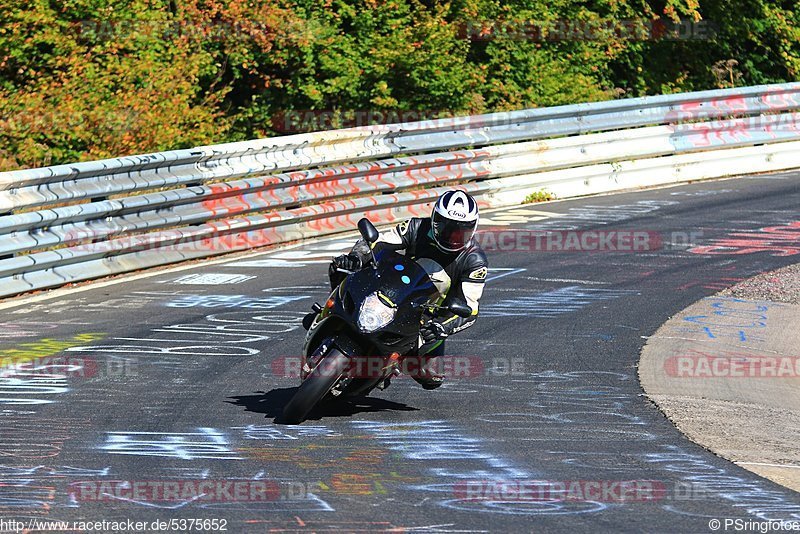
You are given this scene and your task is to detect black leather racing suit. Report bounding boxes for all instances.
[329,217,489,363]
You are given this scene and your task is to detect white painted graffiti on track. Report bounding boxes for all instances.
[0,321,67,339]
[66,298,309,359]
[100,428,243,460]
[0,334,97,406]
[166,294,309,309]
[485,268,527,283]
[0,370,70,405]
[484,371,656,442]
[526,201,679,231]
[479,370,800,520]
[669,189,735,197]
[226,241,353,268]
[262,285,329,294]
[66,344,260,357]
[96,291,198,309]
[162,273,257,285]
[642,445,800,521]
[351,420,607,516]
[480,208,559,227]
[480,286,639,318]
[234,424,342,440]
[0,465,111,513]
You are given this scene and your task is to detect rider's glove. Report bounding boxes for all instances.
[420,320,448,345]
[332,254,362,272]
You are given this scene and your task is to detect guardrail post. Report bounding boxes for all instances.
[0,210,10,260]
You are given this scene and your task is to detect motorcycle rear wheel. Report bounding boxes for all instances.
[282,348,349,424]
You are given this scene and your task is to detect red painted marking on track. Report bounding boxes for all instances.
[690,221,800,256]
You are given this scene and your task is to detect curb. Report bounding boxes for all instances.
[639,265,800,493]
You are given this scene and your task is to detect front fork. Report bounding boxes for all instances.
[302,339,402,395]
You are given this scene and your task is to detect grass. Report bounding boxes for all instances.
[523,189,556,203]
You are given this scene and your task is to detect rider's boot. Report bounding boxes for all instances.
[412,370,444,390]
[409,348,445,390]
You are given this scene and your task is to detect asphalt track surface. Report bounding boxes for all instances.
[1,172,799,533]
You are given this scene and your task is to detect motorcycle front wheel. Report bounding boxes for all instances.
[282,348,349,424]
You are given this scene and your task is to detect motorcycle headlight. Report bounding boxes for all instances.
[357,293,396,333]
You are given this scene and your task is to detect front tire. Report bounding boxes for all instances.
[282,349,349,424]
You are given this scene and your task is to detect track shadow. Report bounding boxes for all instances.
[227,387,419,424]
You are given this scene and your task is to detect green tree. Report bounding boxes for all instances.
[0,0,797,171]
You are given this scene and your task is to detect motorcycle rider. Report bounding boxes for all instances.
[318,190,488,390]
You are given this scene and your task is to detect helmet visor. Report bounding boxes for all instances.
[432,211,477,251]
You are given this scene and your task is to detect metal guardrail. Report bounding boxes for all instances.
[1,83,800,298]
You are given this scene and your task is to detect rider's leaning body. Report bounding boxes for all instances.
[327,190,489,389]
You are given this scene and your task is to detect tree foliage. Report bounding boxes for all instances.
[0,0,797,170]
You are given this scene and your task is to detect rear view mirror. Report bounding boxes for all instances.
[358,218,380,244]
[448,300,473,318]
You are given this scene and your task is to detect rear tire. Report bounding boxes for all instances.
[282,349,349,424]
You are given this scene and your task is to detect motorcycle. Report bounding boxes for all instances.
[282,218,471,424]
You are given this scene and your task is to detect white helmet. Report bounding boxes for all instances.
[431,190,479,252]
